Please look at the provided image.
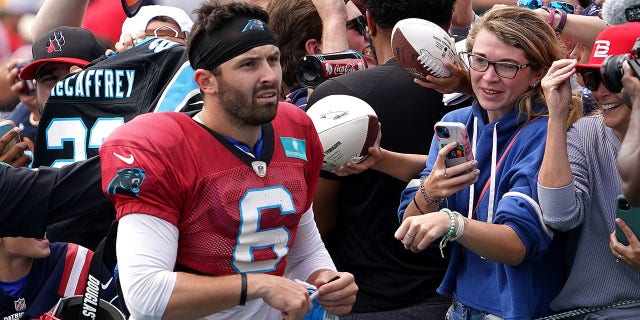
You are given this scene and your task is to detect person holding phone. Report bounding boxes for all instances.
[538,22,640,317]
[618,59,640,208]
[0,121,31,167]
[395,7,566,319]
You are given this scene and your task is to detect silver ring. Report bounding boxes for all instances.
[443,168,449,178]
[407,233,416,238]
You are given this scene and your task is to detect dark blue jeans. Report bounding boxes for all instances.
[339,296,452,320]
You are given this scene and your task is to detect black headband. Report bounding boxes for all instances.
[190,16,278,70]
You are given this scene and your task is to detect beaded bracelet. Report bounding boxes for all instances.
[438,208,457,258]
[412,196,428,215]
[440,208,456,239]
[450,212,465,241]
[419,175,444,205]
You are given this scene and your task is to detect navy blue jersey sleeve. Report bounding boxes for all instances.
[0,164,55,237]
[47,156,115,250]
[0,156,113,239]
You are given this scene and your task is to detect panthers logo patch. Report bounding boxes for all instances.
[107,168,146,197]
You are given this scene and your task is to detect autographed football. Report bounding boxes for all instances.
[391,18,457,80]
[307,95,378,172]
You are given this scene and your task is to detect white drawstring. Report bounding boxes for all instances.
[465,119,498,224]
[487,122,498,224]
[467,117,478,219]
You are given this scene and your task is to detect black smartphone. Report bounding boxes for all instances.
[615,194,640,246]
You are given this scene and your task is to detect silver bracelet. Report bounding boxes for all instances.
[419,176,444,205]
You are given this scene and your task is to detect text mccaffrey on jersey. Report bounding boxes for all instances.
[49,68,136,99]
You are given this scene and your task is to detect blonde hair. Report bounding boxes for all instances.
[466,7,567,121]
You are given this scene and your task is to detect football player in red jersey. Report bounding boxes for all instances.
[99,1,357,320]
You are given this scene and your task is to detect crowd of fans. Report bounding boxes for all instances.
[0,0,639,319]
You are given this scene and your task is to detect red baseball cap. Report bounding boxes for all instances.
[576,22,640,71]
[19,26,107,80]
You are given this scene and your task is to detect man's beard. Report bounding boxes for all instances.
[218,77,278,127]
[369,40,380,65]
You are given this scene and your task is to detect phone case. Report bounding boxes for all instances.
[434,121,474,167]
[0,119,16,136]
[615,194,640,246]
[0,119,19,154]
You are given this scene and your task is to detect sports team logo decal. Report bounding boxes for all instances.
[252,161,267,178]
[107,168,146,197]
[47,31,65,53]
[319,110,348,120]
[280,137,307,161]
[14,298,26,312]
[242,19,266,32]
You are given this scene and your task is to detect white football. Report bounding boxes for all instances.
[307,95,378,172]
[391,18,457,80]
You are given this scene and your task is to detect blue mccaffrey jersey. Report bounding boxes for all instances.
[31,37,202,250]
[0,242,117,320]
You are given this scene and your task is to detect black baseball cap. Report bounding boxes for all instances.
[19,26,107,80]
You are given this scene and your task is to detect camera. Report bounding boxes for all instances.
[435,126,450,138]
[619,197,632,211]
[16,60,36,96]
[601,37,640,93]
[295,50,367,88]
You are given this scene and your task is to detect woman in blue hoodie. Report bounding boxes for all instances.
[395,7,567,319]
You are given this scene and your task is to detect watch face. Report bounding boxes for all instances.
[121,0,144,18]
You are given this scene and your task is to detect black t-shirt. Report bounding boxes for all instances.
[307,59,453,312]
[0,156,109,239]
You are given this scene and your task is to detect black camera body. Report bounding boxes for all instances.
[295,50,367,88]
[602,37,640,93]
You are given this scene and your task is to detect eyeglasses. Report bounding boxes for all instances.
[144,25,188,40]
[462,52,531,79]
[517,0,580,14]
[579,68,602,91]
[346,15,366,36]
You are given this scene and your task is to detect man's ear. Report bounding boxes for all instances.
[305,38,322,55]
[194,69,217,94]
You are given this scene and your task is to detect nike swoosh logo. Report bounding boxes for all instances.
[113,152,134,165]
[101,277,113,290]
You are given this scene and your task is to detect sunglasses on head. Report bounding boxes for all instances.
[579,68,602,91]
[346,15,366,36]
[517,0,579,14]
[144,25,188,40]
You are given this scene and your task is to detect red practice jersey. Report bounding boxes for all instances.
[100,103,323,276]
